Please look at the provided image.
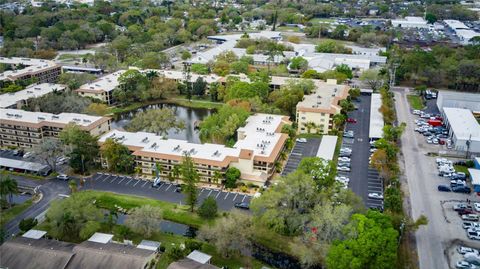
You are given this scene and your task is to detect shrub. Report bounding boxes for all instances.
[19,218,38,232]
[225,167,241,188]
[185,239,203,252]
[166,245,186,260]
[197,196,218,219]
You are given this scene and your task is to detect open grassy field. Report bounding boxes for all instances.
[407,95,424,110]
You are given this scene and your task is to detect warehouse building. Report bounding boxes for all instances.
[391,16,429,29]
[0,108,111,148]
[437,90,480,115]
[442,107,480,154]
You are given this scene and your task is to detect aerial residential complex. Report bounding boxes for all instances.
[0,83,66,109]
[0,57,61,84]
[75,70,125,104]
[99,114,290,185]
[0,108,111,148]
[296,79,349,134]
[190,31,387,72]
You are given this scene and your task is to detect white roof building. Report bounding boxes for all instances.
[0,83,66,108]
[316,135,338,160]
[77,70,125,94]
[442,107,480,153]
[22,230,47,240]
[186,250,212,264]
[436,90,480,114]
[88,233,114,244]
[137,240,161,251]
[369,93,384,139]
[0,57,60,82]
[443,20,480,45]
[0,108,105,128]
[391,16,429,29]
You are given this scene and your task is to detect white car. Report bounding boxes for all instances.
[338,157,351,162]
[474,203,480,212]
[23,152,33,158]
[456,260,475,269]
[368,193,384,200]
[337,166,351,172]
[296,138,307,143]
[413,110,421,115]
[56,174,69,181]
[370,148,377,153]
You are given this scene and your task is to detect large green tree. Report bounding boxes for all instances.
[127,108,185,137]
[101,138,135,173]
[59,124,99,174]
[180,154,200,212]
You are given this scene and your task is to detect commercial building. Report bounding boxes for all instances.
[0,108,111,149]
[0,83,66,109]
[316,135,338,161]
[296,79,349,134]
[0,57,61,84]
[442,107,480,154]
[391,16,429,29]
[75,70,125,104]
[189,32,386,72]
[0,230,157,269]
[444,20,480,45]
[99,113,290,185]
[436,90,480,114]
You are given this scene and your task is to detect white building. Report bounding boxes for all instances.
[75,70,125,104]
[442,107,480,154]
[0,83,66,109]
[444,19,480,45]
[369,93,384,140]
[0,57,61,84]
[391,16,429,29]
[436,90,480,114]
[99,113,291,185]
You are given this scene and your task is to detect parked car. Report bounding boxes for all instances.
[458,246,480,255]
[454,204,473,211]
[338,162,351,168]
[346,118,357,123]
[338,157,351,162]
[337,166,351,172]
[463,214,480,221]
[368,193,384,200]
[456,260,476,269]
[296,138,307,143]
[56,156,67,165]
[174,184,182,193]
[56,174,69,181]
[23,152,33,159]
[438,185,451,192]
[474,203,480,212]
[467,229,480,240]
[234,202,250,210]
[458,209,475,215]
[453,186,472,194]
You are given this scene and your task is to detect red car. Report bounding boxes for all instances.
[346,118,357,123]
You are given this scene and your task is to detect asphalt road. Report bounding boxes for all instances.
[339,94,383,208]
[82,173,252,211]
[394,89,480,269]
[3,176,69,238]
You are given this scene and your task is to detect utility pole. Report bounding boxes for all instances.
[182,61,192,101]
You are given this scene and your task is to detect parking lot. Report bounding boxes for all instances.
[336,94,384,209]
[281,138,321,176]
[83,173,252,211]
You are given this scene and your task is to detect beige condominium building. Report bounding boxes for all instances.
[0,57,61,84]
[75,70,125,104]
[0,109,111,149]
[296,79,349,134]
[99,114,290,186]
[0,83,66,109]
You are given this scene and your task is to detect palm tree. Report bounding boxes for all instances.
[171,165,181,184]
[212,171,221,185]
[68,180,77,193]
[0,175,18,207]
[134,166,142,178]
[303,122,318,134]
[333,114,347,130]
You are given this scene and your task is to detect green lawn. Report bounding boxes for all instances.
[407,95,425,110]
[0,199,33,227]
[75,191,208,228]
[57,53,89,60]
[277,26,301,32]
[454,165,470,176]
[309,18,336,24]
[165,97,224,110]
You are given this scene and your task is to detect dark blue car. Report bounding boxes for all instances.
[438,185,451,192]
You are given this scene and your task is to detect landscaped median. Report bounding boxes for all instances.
[0,199,33,227]
[407,94,424,110]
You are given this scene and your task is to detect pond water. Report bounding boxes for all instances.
[111,103,212,144]
[115,212,197,237]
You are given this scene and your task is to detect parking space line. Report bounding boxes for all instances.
[93,174,103,181]
[110,176,119,183]
[165,184,172,191]
[132,180,140,186]
[233,193,238,201]
[142,181,148,187]
[102,175,111,182]
[241,195,246,202]
[200,188,205,194]
[224,192,229,200]
[207,190,213,197]
[215,191,221,199]
[125,178,133,185]
[118,177,126,184]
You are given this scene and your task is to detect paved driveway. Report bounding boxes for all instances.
[281,138,321,176]
[83,173,252,211]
